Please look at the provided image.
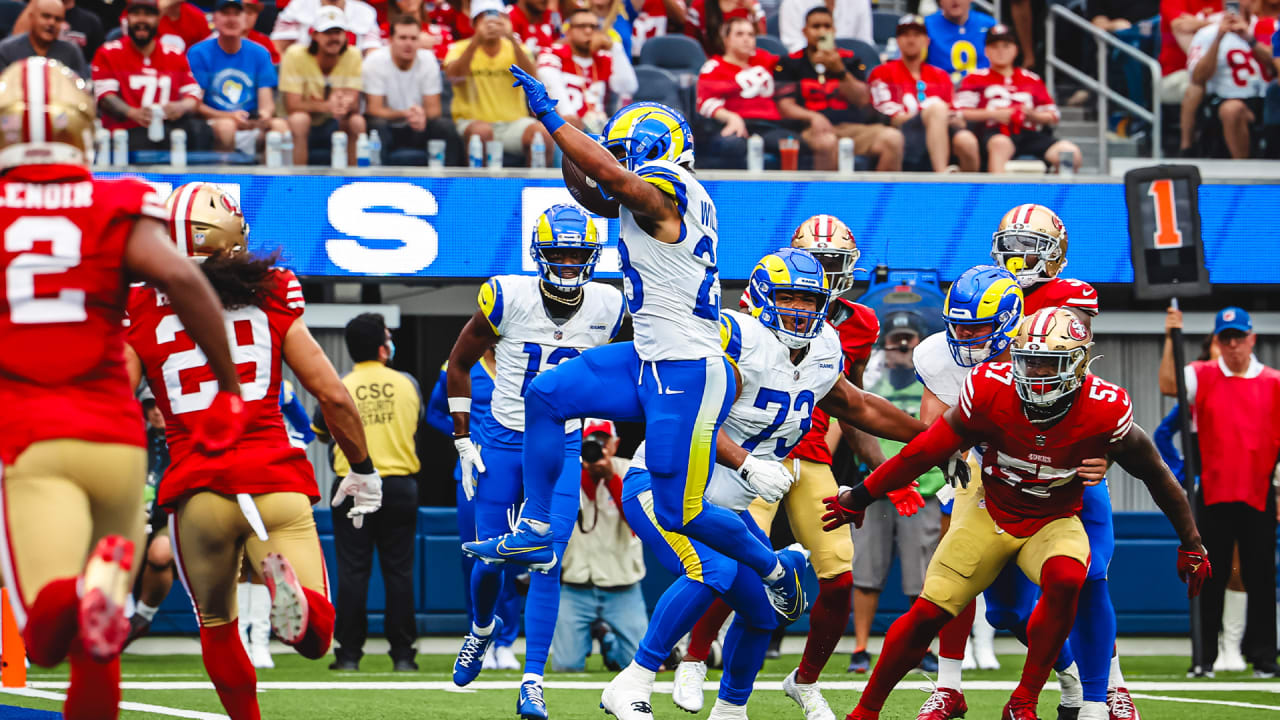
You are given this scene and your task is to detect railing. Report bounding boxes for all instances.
[1045,4,1163,169]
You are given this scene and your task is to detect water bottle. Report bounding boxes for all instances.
[885,36,900,61]
[356,132,370,167]
[428,139,446,168]
[1059,149,1075,177]
[746,134,764,172]
[170,128,186,168]
[94,128,110,167]
[368,130,382,167]
[112,128,128,167]
[331,130,348,169]
[147,105,164,143]
[280,132,294,167]
[468,134,484,168]
[838,137,855,174]
[265,130,282,168]
[485,139,503,169]
[530,133,547,169]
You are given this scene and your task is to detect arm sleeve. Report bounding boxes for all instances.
[955,75,981,109]
[1152,404,1185,481]
[1031,77,1059,122]
[362,54,386,96]
[277,51,304,94]
[176,60,203,101]
[281,386,317,444]
[258,53,279,89]
[425,366,455,437]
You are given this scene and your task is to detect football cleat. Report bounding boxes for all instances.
[601,662,656,719]
[261,553,308,646]
[672,659,707,713]
[917,688,967,720]
[1002,697,1040,720]
[847,649,871,673]
[494,644,521,670]
[783,669,836,720]
[462,522,557,573]
[1056,663,1083,710]
[1106,687,1140,719]
[452,616,503,687]
[250,643,274,669]
[122,612,151,651]
[765,546,809,622]
[77,535,135,662]
[518,679,549,720]
[1076,702,1106,720]
[707,698,749,719]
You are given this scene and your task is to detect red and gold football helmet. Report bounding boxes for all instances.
[791,214,860,296]
[0,58,96,169]
[1011,307,1093,406]
[991,203,1068,289]
[166,182,249,258]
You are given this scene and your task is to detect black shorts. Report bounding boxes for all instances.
[975,126,1060,160]
[900,114,965,170]
[1196,95,1265,157]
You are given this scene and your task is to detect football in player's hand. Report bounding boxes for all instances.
[562,156,620,218]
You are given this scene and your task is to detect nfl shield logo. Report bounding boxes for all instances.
[554,330,563,340]
[794,370,801,380]
[1035,434,1046,446]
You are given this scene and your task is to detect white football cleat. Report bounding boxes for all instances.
[974,642,1000,671]
[601,662,656,719]
[481,645,498,670]
[961,641,977,670]
[782,669,836,720]
[707,698,749,719]
[1057,662,1084,710]
[249,643,274,669]
[672,659,707,712]
[494,644,521,670]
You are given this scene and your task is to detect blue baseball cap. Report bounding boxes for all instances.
[214,0,244,9]
[1213,306,1252,335]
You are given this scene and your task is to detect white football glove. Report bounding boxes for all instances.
[454,436,486,501]
[944,451,971,489]
[332,469,383,529]
[738,455,794,504]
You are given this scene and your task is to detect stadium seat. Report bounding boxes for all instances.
[633,65,686,117]
[765,11,780,38]
[254,0,278,34]
[105,26,123,42]
[756,34,787,58]
[872,10,899,46]
[638,34,707,82]
[837,37,881,73]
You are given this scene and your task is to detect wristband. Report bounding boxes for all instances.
[448,397,471,414]
[847,483,874,512]
[539,109,566,135]
[351,457,375,475]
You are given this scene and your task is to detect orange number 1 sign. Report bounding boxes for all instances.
[1148,179,1184,248]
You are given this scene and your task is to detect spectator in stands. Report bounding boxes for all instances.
[924,0,996,82]
[316,313,425,673]
[189,0,287,156]
[243,0,281,62]
[1184,3,1276,157]
[685,0,765,56]
[425,0,474,43]
[507,0,559,54]
[1005,0,1039,70]
[536,8,638,133]
[627,0,686,60]
[1160,306,1280,678]
[1068,0,1161,108]
[698,16,838,169]
[382,0,455,61]
[11,0,106,67]
[363,14,463,163]
[279,5,367,165]
[549,421,647,674]
[1159,0,1222,151]
[778,0,873,54]
[775,6,904,170]
[0,0,90,78]
[957,24,1080,172]
[92,0,208,152]
[443,0,551,166]
[140,0,212,53]
[273,0,384,54]
[869,14,979,172]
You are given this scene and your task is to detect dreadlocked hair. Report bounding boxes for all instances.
[199,250,283,310]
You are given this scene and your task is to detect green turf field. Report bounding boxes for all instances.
[3,652,1279,719]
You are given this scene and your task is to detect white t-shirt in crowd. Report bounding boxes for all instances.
[361,46,443,111]
[779,0,873,53]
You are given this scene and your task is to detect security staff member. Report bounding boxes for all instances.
[315,313,425,672]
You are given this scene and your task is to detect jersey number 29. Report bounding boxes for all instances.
[158,307,272,413]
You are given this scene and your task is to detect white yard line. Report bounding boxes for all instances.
[1132,693,1280,711]
[0,687,228,719]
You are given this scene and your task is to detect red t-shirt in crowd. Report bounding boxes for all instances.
[956,67,1060,133]
[696,48,780,121]
[91,38,203,130]
[1190,358,1280,512]
[119,2,211,53]
[1159,0,1223,75]
[683,0,762,55]
[508,4,560,54]
[537,42,614,118]
[868,59,954,118]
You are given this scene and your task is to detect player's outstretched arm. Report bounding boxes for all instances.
[445,311,498,437]
[125,217,240,398]
[818,376,926,444]
[282,318,371,467]
[1110,423,1203,551]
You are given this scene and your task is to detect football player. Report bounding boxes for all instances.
[467,70,805,687]
[605,248,927,720]
[677,215,883,719]
[825,307,1211,720]
[125,182,382,720]
[447,203,625,717]
[0,58,243,720]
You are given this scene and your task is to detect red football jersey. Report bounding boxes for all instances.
[1023,276,1099,317]
[508,4,561,55]
[958,363,1132,536]
[956,67,1059,133]
[697,49,780,121]
[127,268,318,508]
[537,43,613,118]
[429,1,473,39]
[91,39,203,131]
[789,299,879,465]
[117,3,212,53]
[868,59,954,118]
[0,165,167,464]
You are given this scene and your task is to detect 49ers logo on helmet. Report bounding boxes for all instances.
[1068,317,1088,341]
[220,193,242,215]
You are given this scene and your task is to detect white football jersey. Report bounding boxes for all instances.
[618,159,723,362]
[1187,21,1271,99]
[914,331,969,409]
[479,274,625,433]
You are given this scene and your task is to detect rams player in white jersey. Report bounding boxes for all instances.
[466,68,805,661]
[603,249,927,720]
[446,204,625,718]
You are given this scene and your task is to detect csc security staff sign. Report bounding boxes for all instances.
[106,172,1280,284]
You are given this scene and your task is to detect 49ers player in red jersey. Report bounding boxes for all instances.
[125,182,383,720]
[0,58,243,720]
[825,308,1211,720]
[673,214,880,719]
[991,203,1098,319]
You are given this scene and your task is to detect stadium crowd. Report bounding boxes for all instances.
[1,0,1277,168]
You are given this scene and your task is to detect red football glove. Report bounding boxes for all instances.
[192,391,247,454]
[1177,547,1212,598]
[822,488,865,532]
[887,481,926,518]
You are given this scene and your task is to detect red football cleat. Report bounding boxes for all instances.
[1002,696,1040,720]
[1107,687,1140,720]
[918,688,968,719]
[78,535,135,662]
[261,553,308,645]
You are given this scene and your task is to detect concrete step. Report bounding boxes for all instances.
[1059,105,1088,122]
[1057,120,1097,136]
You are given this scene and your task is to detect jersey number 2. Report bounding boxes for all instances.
[158,306,272,414]
[5,217,87,325]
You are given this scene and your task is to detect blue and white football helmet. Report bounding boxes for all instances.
[601,102,695,171]
[944,265,1024,367]
[529,203,602,289]
[747,248,831,350]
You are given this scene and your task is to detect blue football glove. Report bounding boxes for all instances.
[510,64,564,133]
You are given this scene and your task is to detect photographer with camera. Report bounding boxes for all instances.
[549,420,648,672]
